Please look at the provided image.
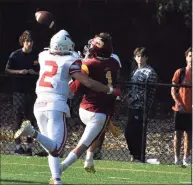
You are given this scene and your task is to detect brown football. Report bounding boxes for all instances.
[35,11,55,28]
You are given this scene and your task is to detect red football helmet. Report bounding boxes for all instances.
[84,33,113,58]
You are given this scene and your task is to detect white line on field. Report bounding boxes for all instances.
[34,172,50,174]
[1,162,190,175]
[180,182,192,184]
[33,172,137,183]
[108,176,131,180]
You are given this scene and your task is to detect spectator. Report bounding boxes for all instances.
[5,30,39,156]
[124,47,157,162]
[171,47,192,166]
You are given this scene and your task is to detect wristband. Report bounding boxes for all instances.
[107,87,113,94]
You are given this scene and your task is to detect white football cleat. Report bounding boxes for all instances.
[183,156,191,167]
[14,120,34,139]
[49,178,63,185]
[84,160,96,173]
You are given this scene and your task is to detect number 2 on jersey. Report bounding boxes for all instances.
[39,60,58,88]
[106,71,113,87]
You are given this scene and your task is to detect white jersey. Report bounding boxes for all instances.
[35,50,81,116]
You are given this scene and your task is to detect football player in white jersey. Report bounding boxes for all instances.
[14,30,121,185]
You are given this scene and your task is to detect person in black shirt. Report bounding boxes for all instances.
[5,30,39,155]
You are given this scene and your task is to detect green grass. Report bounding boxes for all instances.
[1,155,192,184]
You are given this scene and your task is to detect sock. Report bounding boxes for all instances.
[86,151,94,161]
[35,132,56,152]
[183,155,187,161]
[48,155,60,179]
[61,152,78,171]
[16,144,21,150]
[175,155,179,163]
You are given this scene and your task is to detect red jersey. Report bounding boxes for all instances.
[70,57,120,114]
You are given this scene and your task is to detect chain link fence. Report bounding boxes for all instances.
[0,75,191,165]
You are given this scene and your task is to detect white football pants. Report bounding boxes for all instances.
[78,108,109,147]
[34,110,67,156]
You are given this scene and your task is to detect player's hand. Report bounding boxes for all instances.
[108,120,121,137]
[177,103,185,112]
[112,88,121,96]
[19,69,28,74]
[28,69,37,75]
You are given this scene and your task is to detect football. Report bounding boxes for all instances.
[35,11,55,28]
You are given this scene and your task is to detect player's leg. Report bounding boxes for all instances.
[183,113,192,166]
[34,110,49,152]
[14,110,57,153]
[60,108,108,174]
[47,110,67,183]
[124,108,143,162]
[173,111,183,164]
[174,131,183,164]
[92,130,105,160]
[84,130,105,172]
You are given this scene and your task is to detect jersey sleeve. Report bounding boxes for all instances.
[69,79,87,94]
[81,60,93,76]
[69,59,82,75]
[172,69,180,84]
[69,59,92,94]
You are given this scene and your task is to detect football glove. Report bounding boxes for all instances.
[108,120,121,137]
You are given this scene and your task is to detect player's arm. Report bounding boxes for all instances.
[69,60,120,95]
[171,70,182,104]
[5,53,28,75]
[71,72,114,94]
[171,69,184,110]
[6,68,28,75]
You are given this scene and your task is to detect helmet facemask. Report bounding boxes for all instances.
[83,33,113,59]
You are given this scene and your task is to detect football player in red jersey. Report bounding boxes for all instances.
[60,32,121,174]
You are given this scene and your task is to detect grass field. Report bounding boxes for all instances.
[1,155,192,184]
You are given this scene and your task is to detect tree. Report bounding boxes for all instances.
[155,0,192,27]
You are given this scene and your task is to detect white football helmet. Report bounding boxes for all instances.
[50,30,75,54]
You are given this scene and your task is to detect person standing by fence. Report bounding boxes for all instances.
[171,47,192,166]
[5,30,39,156]
[124,47,157,162]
